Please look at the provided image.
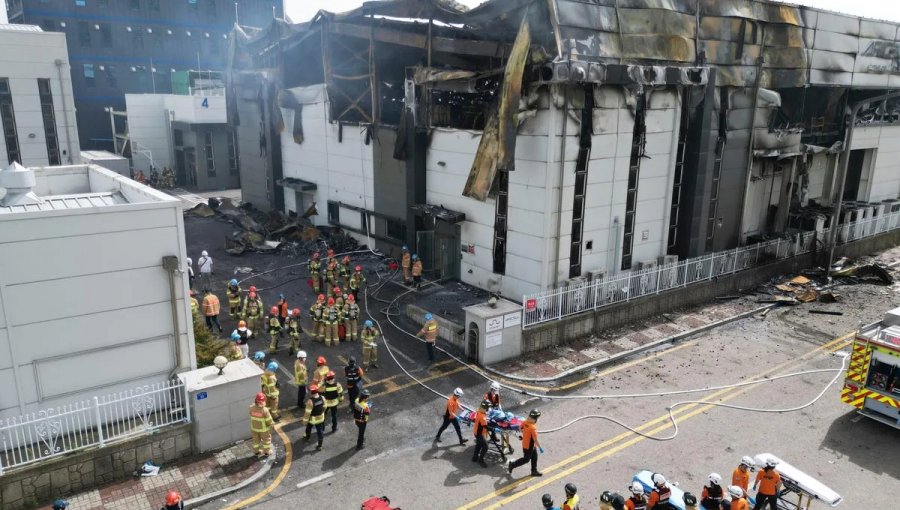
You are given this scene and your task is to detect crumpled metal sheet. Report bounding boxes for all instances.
[621,34,695,62]
[617,0,697,15]
[556,1,618,32]
[413,67,478,84]
[699,0,802,26]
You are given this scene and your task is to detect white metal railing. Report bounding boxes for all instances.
[0,379,189,475]
[522,210,900,328]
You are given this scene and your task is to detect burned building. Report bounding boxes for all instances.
[229,0,900,300]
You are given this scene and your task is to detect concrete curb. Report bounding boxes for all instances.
[483,304,776,384]
[183,450,275,509]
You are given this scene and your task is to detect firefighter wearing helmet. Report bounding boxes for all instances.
[361,319,380,368]
[267,306,283,354]
[286,308,303,355]
[343,294,360,342]
[401,245,412,283]
[249,392,274,457]
[732,456,755,495]
[471,399,491,467]
[701,473,724,509]
[728,485,749,510]
[188,289,199,318]
[312,355,330,386]
[325,256,338,293]
[227,331,244,361]
[242,289,264,332]
[349,264,366,301]
[339,255,352,288]
[294,350,308,407]
[225,278,242,320]
[324,297,340,346]
[625,481,647,510]
[322,370,344,432]
[648,473,671,510]
[233,319,252,358]
[507,409,543,477]
[262,361,281,421]
[308,251,322,294]
[302,384,327,450]
[562,483,580,510]
[752,456,782,510]
[334,287,346,310]
[411,253,424,289]
[417,312,439,363]
[162,490,184,510]
[310,294,326,342]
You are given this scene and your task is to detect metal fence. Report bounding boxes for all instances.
[0,379,190,474]
[522,211,900,328]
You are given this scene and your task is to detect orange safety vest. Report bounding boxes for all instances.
[277,301,289,318]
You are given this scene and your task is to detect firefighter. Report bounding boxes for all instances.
[325,248,336,268]
[243,291,264,333]
[345,356,364,413]
[325,258,338,295]
[286,308,303,356]
[411,253,423,289]
[249,392,274,457]
[52,500,69,510]
[267,306,282,354]
[226,279,242,320]
[162,490,184,510]
[752,457,781,510]
[353,389,371,450]
[334,288,346,310]
[349,265,366,301]
[252,351,266,371]
[625,482,648,510]
[340,255,352,288]
[507,409,543,477]
[484,381,502,410]
[322,370,344,432]
[202,289,223,333]
[275,294,289,327]
[312,356,330,386]
[732,456,754,495]
[308,251,322,293]
[262,361,281,421]
[233,320,252,358]
[401,245,411,283]
[344,294,360,342]
[435,387,468,445]
[701,473,725,510]
[227,332,244,361]
[324,297,341,346]
[310,294,326,342]
[294,351,308,408]
[541,494,561,510]
[303,384,326,450]
[647,473,672,510]
[562,483,580,510]
[189,290,200,319]
[728,486,749,510]
[471,399,490,467]
[361,320,380,368]
[417,312,438,363]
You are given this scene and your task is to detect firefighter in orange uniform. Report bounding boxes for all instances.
[471,399,490,467]
[506,409,543,477]
[732,456,754,495]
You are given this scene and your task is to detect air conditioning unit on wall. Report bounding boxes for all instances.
[588,269,606,282]
[637,260,658,270]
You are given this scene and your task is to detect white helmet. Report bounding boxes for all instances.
[708,473,722,486]
[651,473,666,486]
[728,485,744,499]
[740,456,755,468]
[490,382,500,391]
[201,250,208,257]
[630,481,644,495]
[297,350,307,359]
[453,387,463,397]
[765,456,779,468]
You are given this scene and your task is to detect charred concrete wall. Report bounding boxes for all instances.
[234,74,275,211]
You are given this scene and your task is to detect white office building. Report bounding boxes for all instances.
[0,23,79,167]
[0,162,195,419]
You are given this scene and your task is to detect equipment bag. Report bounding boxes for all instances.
[361,496,399,510]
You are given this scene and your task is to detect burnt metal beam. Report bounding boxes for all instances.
[328,22,507,58]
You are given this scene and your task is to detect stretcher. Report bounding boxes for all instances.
[458,409,524,462]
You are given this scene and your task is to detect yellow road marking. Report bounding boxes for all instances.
[458,333,854,509]
[223,419,293,510]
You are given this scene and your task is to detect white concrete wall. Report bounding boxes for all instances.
[0,167,194,419]
[125,94,171,173]
[280,84,375,247]
[851,124,900,202]
[0,27,79,166]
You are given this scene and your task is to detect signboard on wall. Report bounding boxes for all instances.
[486,316,503,332]
[504,312,521,328]
[526,299,537,311]
[486,331,502,349]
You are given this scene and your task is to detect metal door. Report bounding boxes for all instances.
[438,236,461,281]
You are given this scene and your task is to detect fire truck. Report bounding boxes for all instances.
[840,307,900,428]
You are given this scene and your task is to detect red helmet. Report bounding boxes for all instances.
[292,308,300,317]
[317,356,326,366]
[327,249,334,256]
[333,286,341,293]
[249,285,257,293]
[309,384,319,393]
[355,265,362,271]
[342,256,350,264]
[249,291,257,299]
[347,294,355,302]
[326,370,335,379]
[255,392,266,404]
[270,306,279,315]
[317,294,325,301]
[312,252,320,259]
[327,297,335,305]
[166,490,182,505]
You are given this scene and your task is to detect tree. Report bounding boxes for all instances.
[192,314,228,368]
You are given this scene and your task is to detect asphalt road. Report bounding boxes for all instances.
[186,216,899,509]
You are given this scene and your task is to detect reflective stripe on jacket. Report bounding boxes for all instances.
[249,405,273,432]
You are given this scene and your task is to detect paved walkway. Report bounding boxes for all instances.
[37,442,266,510]
[489,298,761,381]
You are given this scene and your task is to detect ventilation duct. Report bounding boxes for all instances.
[0,162,42,206]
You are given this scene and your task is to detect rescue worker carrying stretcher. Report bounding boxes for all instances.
[434,388,468,445]
[647,473,673,510]
[625,482,647,510]
[701,473,724,510]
